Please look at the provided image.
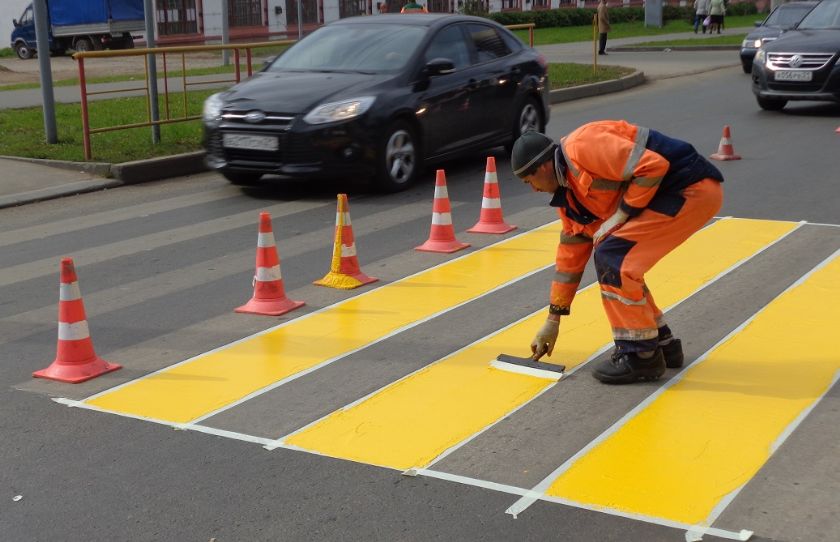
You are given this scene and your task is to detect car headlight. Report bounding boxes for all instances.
[303,97,375,125]
[755,49,766,66]
[203,93,224,124]
[753,39,763,48]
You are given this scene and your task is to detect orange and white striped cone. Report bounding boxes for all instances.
[314,194,378,290]
[33,258,121,383]
[467,156,517,234]
[836,126,840,133]
[235,211,304,316]
[415,169,470,253]
[710,125,742,161]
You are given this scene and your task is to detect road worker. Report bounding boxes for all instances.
[510,122,724,384]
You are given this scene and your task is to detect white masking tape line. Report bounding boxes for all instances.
[490,359,562,381]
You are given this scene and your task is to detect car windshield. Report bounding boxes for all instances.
[267,24,426,74]
[765,4,814,27]
[797,0,840,29]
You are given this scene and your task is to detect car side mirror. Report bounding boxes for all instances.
[261,56,276,71]
[13,18,19,27]
[424,58,455,77]
[754,21,762,27]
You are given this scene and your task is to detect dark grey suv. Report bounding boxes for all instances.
[740,1,818,73]
[752,0,840,110]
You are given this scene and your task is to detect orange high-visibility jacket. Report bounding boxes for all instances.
[547,120,723,314]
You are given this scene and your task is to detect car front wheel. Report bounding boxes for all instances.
[757,96,787,111]
[506,96,543,152]
[14,43,33,60]
[222,170,263,186]
[741,60,752,74]
[375,121,419,192]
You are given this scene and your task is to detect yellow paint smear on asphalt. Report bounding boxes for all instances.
[285,219,798,470]
[545,253,840,525]
[85,222,564,423]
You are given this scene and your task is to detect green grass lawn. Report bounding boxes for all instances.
[511,14,758,45]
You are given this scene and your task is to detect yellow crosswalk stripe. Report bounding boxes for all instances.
[84,222,566,423]
[542,250,840,526]
[284,219,799,470]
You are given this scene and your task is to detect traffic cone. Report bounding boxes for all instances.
[710,125,742,161]
[835,126,840,133]
[236,211,304,316]
[314,194,378,290]
[467,157,517,234]
[33,258,121,383]
[416,169,470,253]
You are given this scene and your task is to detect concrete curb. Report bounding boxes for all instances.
[549,70,645,104]
[0,155,112,177]
[0,178,124,210]
[110,151,207,184]
[612,45,740,52]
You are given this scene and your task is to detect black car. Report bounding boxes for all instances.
[740,1,818,73]
[752,0,840,110]
[202,14,550,191]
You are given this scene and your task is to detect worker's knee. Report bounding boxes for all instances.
[594,236,636,288]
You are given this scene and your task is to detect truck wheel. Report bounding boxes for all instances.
[14,43,34,60]
[74,38,94,53]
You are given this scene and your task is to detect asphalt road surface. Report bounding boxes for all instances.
[2,66,839,542]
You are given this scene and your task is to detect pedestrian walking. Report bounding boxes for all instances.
[709,0,725,33]
[510,122,725,384]
[597,0,611,55]
[693,0,710,34]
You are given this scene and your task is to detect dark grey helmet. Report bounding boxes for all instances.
[511,131,556,178]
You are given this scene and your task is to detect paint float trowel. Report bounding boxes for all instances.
[491,354,566,381]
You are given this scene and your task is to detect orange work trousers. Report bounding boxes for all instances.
[593,179,723,352]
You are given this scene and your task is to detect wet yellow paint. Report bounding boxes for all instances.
[545,252,840,525]
[285,218,799,470]
[86,222,565,423]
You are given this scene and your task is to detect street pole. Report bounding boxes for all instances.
[32,0,57,144]
[143,0,160,143]
[297,0,303,40]
[222,0,230,66]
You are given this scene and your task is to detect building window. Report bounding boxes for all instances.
[157,0,200,36]
[533,0,550,9]
[229,0,264,27]
[286,0,320,25]
[500,0,521,10]
[427,0,451,12]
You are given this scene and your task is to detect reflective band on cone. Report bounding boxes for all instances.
[710,125,742,161]
[236,211,304,316]
[467,156,517,234]
[416,169,471,253]
[33,257,121,383]
[314,194,379,290]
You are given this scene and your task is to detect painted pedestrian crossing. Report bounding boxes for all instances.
[61,217,840,536]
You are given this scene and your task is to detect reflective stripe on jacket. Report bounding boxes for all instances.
[546,120,723,312]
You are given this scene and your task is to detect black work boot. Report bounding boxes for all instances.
[592,349,666,384]
[660,338,684,369]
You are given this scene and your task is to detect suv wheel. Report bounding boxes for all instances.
[222,170,263,186]
[757,96,787,111]
[375,120,419,192]
[741,60,752,74]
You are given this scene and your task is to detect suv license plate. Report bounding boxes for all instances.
[774,70,812,82]
[223,134,278,151]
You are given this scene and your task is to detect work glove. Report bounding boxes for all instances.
[593,209,629,246]
[531,318,560,361]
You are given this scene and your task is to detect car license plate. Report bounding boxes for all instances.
[774,70,812,82]
[222,133,278,151]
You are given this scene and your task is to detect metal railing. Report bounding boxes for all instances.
[73,41,294,160]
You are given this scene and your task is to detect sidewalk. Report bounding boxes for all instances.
[0,28,747,209]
